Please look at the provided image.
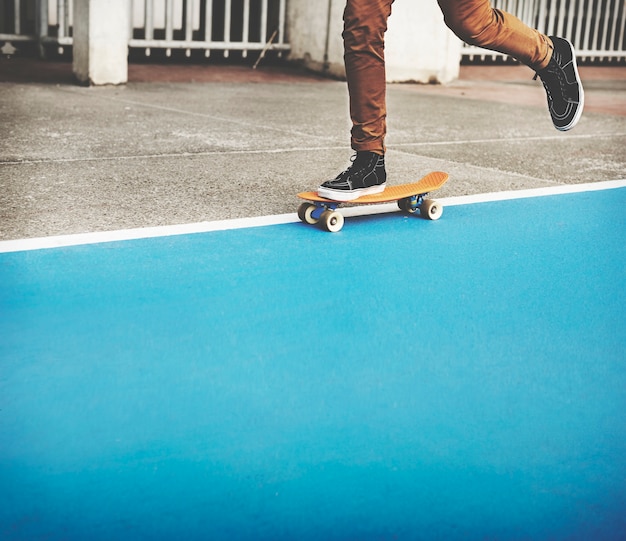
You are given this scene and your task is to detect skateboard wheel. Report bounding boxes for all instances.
[297,202,308,222]
[321,210,344,232]
[298,203,319,225]
[398,197,418,214]
[420,199,443,220]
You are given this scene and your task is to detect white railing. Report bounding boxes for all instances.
[1,0,289,57]
[129,0,289,57]
[2,1,625,62]
[462,0,626,62]
[0,0,72,53]
[0,0,28,42]
[40,0,73,51]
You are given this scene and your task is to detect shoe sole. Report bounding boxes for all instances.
[317,183,386,202]
[554,37,585,131]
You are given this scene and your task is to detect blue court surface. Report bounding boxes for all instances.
[1,184,625,540]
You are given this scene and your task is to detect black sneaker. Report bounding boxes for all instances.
[534,36,584,131]
[318,151,387,201]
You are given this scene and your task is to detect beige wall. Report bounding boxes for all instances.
[287,0,463,84]
[71,0,462,86]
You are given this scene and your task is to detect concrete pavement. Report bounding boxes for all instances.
[1,57,625,241]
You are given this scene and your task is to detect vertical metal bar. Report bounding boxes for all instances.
[37,0,49,56]
[204,0,213,41]
[165,0,174,41]
[524,0,533,28]
[14,0,21,34]
[224,0,231,56]
[67,0,72,38]
[546,2,554,34]
[165,0,174,55]
[278,0,286,45]
[533,0,542,29]
[565,0,575,39]
[591,0,602,53]
[145,0,154,39]
[57,0,65,38]
[607,0,619,53]
[550,0,565,36]
[580,0,591,60]
[242,0,250,56]
[585,0,596,50]
[242,0,249,42]
[574,0,584,49]
[204,0,213,55]
[185,0,193,41]
[600,0,613,54]
[550,2,565,36]
[38,0,49,38]
[144,0,154,56]
[521,0,532,28]
[531,0,539,28]
[184,0,193,56]
[260,0,268,43]
[536,0,548,35]
[617,0,626,58]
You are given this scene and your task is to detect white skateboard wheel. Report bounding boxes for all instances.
[420,199,443,220]
[321,210,344,232]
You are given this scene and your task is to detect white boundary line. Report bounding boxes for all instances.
[0,214,297,253]
[440,178,626,206]
[1,180,624,254]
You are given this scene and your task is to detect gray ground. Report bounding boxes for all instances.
[1,65,625,240]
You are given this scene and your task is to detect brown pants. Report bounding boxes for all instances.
[344,0,553,152]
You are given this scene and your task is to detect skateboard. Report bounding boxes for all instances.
[297,171,449,232]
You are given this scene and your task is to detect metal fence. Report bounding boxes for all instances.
[2,0,625,61]
[1,0,289,57]
[462,0,626,62]
[128,0,289,58]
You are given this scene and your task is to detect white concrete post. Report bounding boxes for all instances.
[385,2,462,83]
[287,0,346,79]
[73,0,129,85]
[287,0,462,84]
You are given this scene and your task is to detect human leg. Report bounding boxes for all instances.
[437,0,551,69]
[318,0,393,201]
[437,0,583,130]
[343,0,394,153]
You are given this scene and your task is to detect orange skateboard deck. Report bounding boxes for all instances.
[297,171,449,232]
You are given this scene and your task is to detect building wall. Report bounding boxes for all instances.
[287,0,463,83]
[65,0,463,85]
